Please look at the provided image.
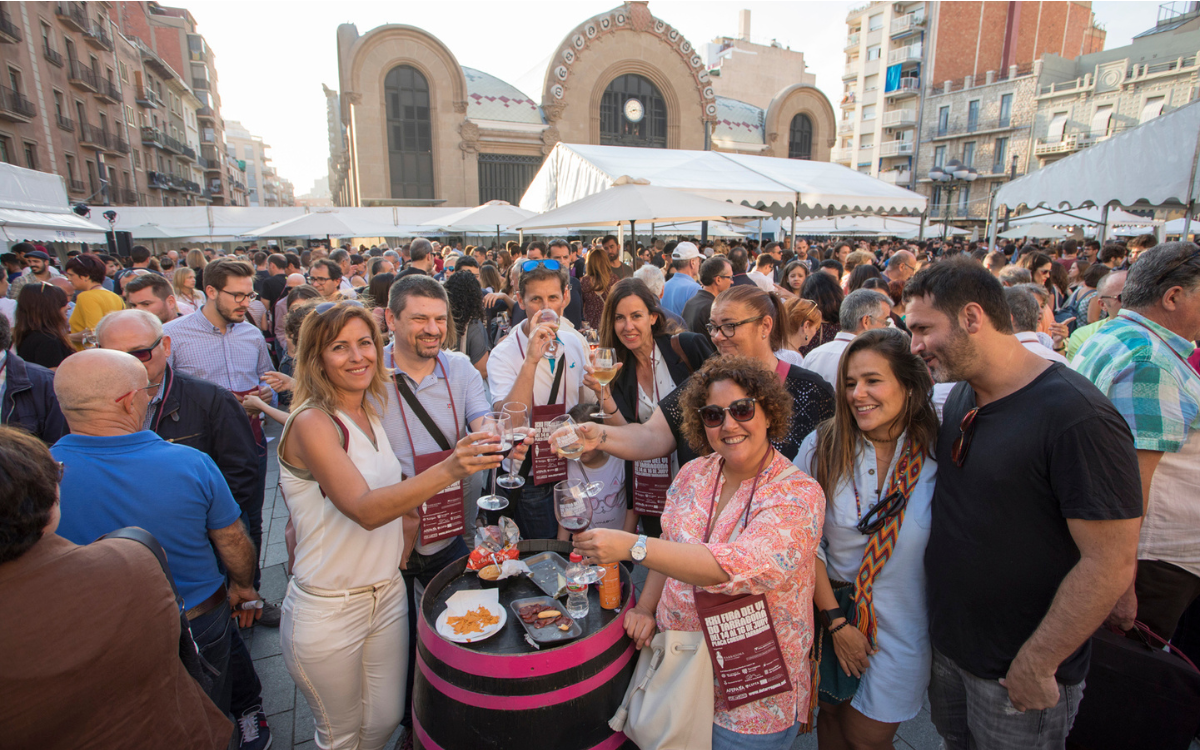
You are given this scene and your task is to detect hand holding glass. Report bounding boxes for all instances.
[497,403,528,490]
[533,309,560,360]
[476,412,513,512]
[548,415,603,496]
[590,348,618,419]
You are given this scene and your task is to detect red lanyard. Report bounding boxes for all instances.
[394,357,461,456]
[514,324,566,405]
[701,449,774,544]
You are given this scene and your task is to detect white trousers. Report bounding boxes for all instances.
[282,576,408,750]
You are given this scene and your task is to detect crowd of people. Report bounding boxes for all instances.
[0,228,1197,750]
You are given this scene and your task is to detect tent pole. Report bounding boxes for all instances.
[701,221,708,245]
[757,217,763,244]
[617,223,624,255]
[630,221,636,267]
[790,196,798,247]
[1097,205,1110,245]
[1181,126,1200,241]
[986,205,998,250]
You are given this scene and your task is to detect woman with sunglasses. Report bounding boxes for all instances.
[277,301,511,750]
[14,283,74,370]
[795,327,938,750]
[573,355,824,748]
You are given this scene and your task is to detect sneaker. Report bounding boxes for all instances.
[237,707,272,750]
[256,601,281,628]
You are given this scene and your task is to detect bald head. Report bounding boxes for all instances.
[1099,269,1127,296]
[96,308,162,347]
[286,273,306,288]
[55,350,148,416]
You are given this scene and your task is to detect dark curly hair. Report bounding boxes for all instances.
[444,270,485,339]
[0,425,61,564]
[678,355,792,457]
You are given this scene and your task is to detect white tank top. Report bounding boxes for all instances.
[279,406,406,591]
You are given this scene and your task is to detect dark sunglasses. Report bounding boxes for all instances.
[125,336,163,363]
[521,259,561,273]
[315,300,365,315]
[697,398,757,428]
[858,489,908,535]
[951,406,981,467]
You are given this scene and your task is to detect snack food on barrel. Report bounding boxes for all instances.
[518,602,573,629]
[446,606,500,635]
[467,517,522,571]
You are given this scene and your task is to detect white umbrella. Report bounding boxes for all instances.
[998,223,1066,239]
[420,200,537,246]
[511,177,770,232]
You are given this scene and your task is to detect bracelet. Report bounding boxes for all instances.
[828,621,850,635]
[603,409,620,417]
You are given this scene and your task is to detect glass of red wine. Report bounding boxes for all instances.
[477,411,513,512]
[554,479,606,584]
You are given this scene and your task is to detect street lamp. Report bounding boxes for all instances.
[929,158,978,241]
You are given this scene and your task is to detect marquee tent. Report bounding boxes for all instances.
[102,206,466,241]
[1008,206,1155,228]
[999,223,1066,240]
[0,163,107,243]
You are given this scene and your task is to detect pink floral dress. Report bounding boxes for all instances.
[656,450,825,735]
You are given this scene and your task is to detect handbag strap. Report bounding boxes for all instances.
[670,334,693,374]
[101,527,184,612]
[1132,620,1200,673]
[393,373,454,452]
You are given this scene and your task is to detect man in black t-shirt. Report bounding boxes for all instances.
[904,259,1141,750]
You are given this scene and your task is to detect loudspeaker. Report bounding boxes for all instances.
[106,230,132,258]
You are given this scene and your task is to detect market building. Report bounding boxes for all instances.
[327,1,836,208]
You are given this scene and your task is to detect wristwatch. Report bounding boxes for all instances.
[629,534,648,562]
[818,607,844,629]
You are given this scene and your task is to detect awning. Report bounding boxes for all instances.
[0,208,108,242]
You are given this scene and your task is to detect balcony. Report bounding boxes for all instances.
[107,133,130,155]
[879,170,912,185]
[68,60,99,93]
[96,78,121,104]
[55,2,90,32]
[43,44,64,67]
[146,171,171,190]
[887,45,923,66]
[833,147,854,163]
[201,145,221,168]
[1033,131,1116,157]
[135,86,161,108]
[0,86,35,123]
[79,123,108,150]
[182,179,201,194]
[884,78,921,98]
[163,133,185,154]
[84,23,113,51]
[890,12,925,35]
[840,92,858,109]
[141,126,164,148]
[133,37,175,80]
[879,140,915,157]
[191,77,210,91]
[68,179,86,194]
[843,64,860,81]
[844,32,860,50]
[180,144,196,161]
[208,180,224,195]
[930,117,1019,140]
[0,7,22,43]
[838,120,855,135]
[197,105,217,121]
[121,188,140,204]
[882,109,917,128]
[55,114,74,132]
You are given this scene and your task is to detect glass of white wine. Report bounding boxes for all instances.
[547,414,603,496]
[591,347,618,419]
[476,412,513,512]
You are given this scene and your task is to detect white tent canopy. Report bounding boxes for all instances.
[520,143,927,220]
[511,177,770,231]
[999,223,1066,239]
[420,200,536,232]
[245,210,412,240]
[0,163,107,242]
[790,215,965,237]
[1009,206,1155,227]
[103,206,466,241]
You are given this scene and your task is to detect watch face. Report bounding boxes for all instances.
[624,98,645,123]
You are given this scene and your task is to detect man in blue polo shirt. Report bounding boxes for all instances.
[50,349,271,748]
[660,241,702,316]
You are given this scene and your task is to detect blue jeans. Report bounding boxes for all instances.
[400,536,469,727]
[929,647,1084,750]
[228,624,263,718]
[189,599,234,715]
[711,721,802,750]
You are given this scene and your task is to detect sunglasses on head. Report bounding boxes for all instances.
[126,335,163,363]
[697,398,757,428]
[521,259,561,273]
[315,300,365,315]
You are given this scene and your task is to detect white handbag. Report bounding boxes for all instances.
[609,630,714,750]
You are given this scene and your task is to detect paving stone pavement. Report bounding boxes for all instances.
[251,421,945,750]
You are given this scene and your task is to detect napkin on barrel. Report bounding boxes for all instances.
[444,588,500,617]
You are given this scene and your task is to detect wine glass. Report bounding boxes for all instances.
[476,412,513,512]
[554,478,592,536]
[497,403,528,490]
[590,348,618,419]
[583,326,600,353]
[547,414,603,496]
[533,308,560,360]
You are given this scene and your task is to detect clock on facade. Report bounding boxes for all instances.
[624,98,645,123]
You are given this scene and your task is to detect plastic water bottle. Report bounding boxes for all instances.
[565,553,589,620]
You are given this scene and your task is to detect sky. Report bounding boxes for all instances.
[185,0,1164,196]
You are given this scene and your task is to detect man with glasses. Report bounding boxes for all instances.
[803,289,892,387]
[683,256,733,339]
[307,258,349,302]
[884,250,918,285]
[903,258,1141,750]
[1067,270,1127,361]
[163,258,279,626]
[1074,242,1200,642]
[50,349,267,745]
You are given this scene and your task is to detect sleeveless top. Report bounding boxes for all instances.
[278,404,406,591]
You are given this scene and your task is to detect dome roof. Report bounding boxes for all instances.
[462,67,544,125]
[712,96,765,145]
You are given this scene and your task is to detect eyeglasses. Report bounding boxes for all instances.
[521,259,562,273]
[114,382,158,404]
[315,300,365,315]
[697,398,757,428]
[705,315,763,339]
[951,406,981,467]
[308,274,332,283]
[1098,293,1122,303]
[715,274,734,283]
[125,336,163,363]
[1152,247,1200,286]
[857,489,909,535]
[217,289,258,303]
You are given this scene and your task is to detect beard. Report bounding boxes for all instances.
[928,324,976,383]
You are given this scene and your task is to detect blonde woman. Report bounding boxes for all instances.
[278,301,516,750]
[185,248,208,290]
[775,297,824,367]
[173,267,205,315]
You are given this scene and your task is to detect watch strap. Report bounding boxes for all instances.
[819,607,844,629]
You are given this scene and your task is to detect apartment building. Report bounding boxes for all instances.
[226,119,285,207]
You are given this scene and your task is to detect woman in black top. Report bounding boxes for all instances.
[444,270,491,380]
[800,271,844,356]
[14,282,74,370]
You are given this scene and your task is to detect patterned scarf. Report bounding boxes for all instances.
[853,438,923,649]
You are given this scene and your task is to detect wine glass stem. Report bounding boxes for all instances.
[576,459,592,487]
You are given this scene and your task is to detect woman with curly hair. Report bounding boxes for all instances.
[573,355,824,748]
[443,270,490,379]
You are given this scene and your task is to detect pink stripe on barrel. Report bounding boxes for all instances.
[417,643,635,711]
[417,587,634,679]
[414,716,629,750]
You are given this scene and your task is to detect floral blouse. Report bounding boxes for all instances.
[656,450,825,735]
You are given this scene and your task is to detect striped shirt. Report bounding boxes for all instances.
[163,309,273,394]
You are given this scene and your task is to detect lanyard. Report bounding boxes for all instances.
[151,365,176,433]
[701,448,774,545]
[395,357,460,457]
[637,349,661,422]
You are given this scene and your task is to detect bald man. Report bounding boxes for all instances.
[51,349,265,721]
[885,250,918,284]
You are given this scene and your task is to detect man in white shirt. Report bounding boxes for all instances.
[803,289,892,387]
[746,254,779,293]
[1005,286,1069,365]
[488,260,597,539]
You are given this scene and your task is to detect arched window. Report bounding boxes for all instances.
[600,74,667,148]
[385,65,434,200]
[788,113,813,160]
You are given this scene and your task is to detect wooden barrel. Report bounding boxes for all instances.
[413,540,637,750]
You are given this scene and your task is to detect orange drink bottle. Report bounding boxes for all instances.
[599,561,621,610]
